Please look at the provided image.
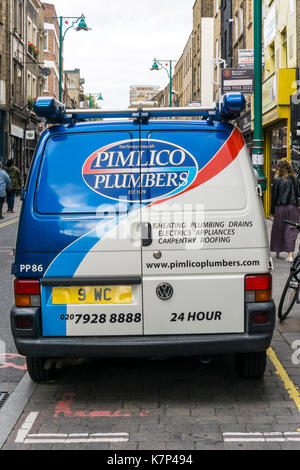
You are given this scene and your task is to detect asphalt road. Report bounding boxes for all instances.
[1,214,300,451]
[0,216,26,386]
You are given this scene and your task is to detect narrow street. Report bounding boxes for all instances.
[0,202,25,388]
[1,203,300,451]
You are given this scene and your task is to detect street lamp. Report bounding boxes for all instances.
[150,58,176,107]
[88,93,103,109]
[54,14,91,103]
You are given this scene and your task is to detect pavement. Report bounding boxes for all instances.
[265,218,300,350]
[1,203,300,451]
[0,196,22,223]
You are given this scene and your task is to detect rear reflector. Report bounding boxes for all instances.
[15,316,34,330]
[245,274,272,291]
[253,312,269,325]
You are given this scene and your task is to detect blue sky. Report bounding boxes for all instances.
[50,0,195,109]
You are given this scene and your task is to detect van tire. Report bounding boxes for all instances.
[235,351,266,379]
[26,357,57,383]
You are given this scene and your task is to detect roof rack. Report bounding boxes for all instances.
[34,93,246,124]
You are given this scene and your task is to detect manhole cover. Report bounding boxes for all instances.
[0,392,10,409]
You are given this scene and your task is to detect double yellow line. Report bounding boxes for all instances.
[0,218,19,229]
[268,347,300,414]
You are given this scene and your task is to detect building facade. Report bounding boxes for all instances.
[262,0,297,215]
[0,1,84,178]
[0,1,9,166]
[192,0,214,104]
[24,0,45,174]
[233,0,253,153]
[8,0,45,179]
[156,0,213,109]
[64,69,85,108]
[129,85,160,107]
[42,2,61,101]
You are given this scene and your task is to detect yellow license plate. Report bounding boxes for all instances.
[52,286,132,305]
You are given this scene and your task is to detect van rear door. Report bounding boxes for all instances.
[36,129,144,337]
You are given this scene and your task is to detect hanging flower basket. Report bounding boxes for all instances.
[28,42,40,57]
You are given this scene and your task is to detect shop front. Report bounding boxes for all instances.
[10,120,25,174]
[260,69,297,216]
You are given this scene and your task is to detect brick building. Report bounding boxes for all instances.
[173,33,193,107]
[0,1,9,165]
[192,0,214,105]
[24,0,45,174]
[129,85,160,107]
[155,0,214,109]
[8,0,45,178]
[42,2,61,101]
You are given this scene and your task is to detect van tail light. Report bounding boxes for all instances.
[14,280,41,308]
[245,274,272,303]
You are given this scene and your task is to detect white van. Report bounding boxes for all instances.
[11,94,275,382]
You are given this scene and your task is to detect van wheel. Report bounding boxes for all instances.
[235,351,266,379]
[26,357,57,383]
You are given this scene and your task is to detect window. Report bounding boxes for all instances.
[281,28,287,68]
[235,13,239,41]
[268,41,275,73]
[14,62,23,106]
[44,30,49,51]
[14,0,18,31]
[33,25,37,46]
[44,76,49,93]
[19,2,23,36]
[32,75,36,98]
[27,71,31,97]
[27,18,32,43]
[215,38,219,59]
[247,0,253,24]
[239,5,244,36]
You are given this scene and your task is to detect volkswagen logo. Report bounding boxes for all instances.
[156,283,173,300]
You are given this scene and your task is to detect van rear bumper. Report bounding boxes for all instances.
[14,332,273,358]
[11,301,275,358]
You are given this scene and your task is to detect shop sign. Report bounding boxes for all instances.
[26,130,35,140]
[11,124,24,139]
[238,49,265,69]
[221,69,254,94]
[238,111,251,133]
[262,74,277,114]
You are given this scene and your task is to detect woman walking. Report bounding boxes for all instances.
[270,160,300,262]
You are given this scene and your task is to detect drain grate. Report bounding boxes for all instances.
[0,392,10,409]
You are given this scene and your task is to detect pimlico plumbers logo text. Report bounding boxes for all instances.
[82,139,198,202]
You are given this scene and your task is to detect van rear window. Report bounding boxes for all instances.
[35,132,137,214]
[35,128,245,214]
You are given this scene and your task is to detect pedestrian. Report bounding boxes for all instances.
[270,160,300,262]
[0,161,11,220]
[5,160,22,214]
